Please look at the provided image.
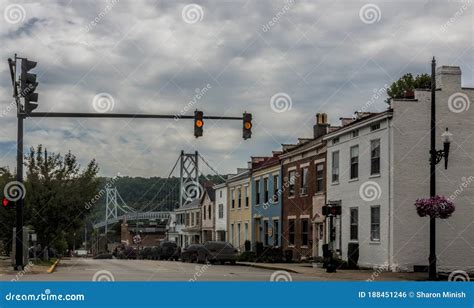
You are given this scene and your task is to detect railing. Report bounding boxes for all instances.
[93,211,171,229]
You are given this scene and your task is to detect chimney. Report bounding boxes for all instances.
[313,113,329,138]
[436,66,461,90]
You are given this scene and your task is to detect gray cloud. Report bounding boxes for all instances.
[0,0,472,176]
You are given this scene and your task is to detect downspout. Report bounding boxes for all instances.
[388,116,392,271]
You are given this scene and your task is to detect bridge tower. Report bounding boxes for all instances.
[179,151,200,208]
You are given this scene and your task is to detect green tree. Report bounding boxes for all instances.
[386,73,431,102]
[24,145,99,259]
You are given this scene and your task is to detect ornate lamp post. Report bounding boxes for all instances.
[429,58,452,280]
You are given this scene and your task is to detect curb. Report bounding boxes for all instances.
[236,262,300,274]
[47,259,60,273]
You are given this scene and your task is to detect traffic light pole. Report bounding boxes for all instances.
[15,113,24,270]
[29,112,243,120]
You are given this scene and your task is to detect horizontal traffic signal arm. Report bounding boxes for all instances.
[28,112,243,120]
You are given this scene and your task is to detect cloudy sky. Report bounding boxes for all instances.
[0,0,472,177]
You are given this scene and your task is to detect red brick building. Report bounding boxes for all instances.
[280,114,331,260]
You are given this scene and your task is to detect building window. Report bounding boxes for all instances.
[191,212,194,226]
[245,186,249,208]
[332,151,339,183]
[273,175,279,203]
[255,179,260,205]
[220,190,222,198]
[237,223,241,246]
[352,129,359,138]
[318,224,324,240]
[370,206,380,241]
[316,163,324,193]
[301,219,309,246]
[264,220,269,246]
[288,170,296,197]
[244,223,249,241]
[350,208,358,240]
[230,224,234,245]
[264,177,269,203]
[300,167,308,195]
[288,219,295,245]
[231,189,235,209]
[371,122,380,131]
[371,139,381,175]
[196,211,200,225]
[208,205,211,220]
[273,220,279,246]
[218,204,224,219]
[350,145,359,179]
[203,206,206,220]
[237,188,241,208]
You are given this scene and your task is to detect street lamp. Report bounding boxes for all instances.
[428,57,453,280]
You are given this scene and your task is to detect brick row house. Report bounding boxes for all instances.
[167,65,473,272]
[280,114,331,260]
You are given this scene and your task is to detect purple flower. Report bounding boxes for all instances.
[414,195,455,219]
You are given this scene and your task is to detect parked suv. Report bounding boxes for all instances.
[180,241,237,264]
[158,241,179,260]
[203,241,237,265]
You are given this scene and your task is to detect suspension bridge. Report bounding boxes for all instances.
[92,151,225,235]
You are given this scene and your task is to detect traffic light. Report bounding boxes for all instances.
[2,197,14,209]
[194,110,203,138]
[243,112,252,140]
[20,58,39,114]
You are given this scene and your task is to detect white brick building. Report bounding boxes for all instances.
[325,66,474,273]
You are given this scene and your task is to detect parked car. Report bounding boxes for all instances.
[158,241,179,260]
[180,242,238,264]
[180,244,206,263]
[202,241,237,265]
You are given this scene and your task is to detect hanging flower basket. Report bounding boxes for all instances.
[414,195,455,219]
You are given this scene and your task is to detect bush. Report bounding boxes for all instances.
[237,251,257,262]
[259,247,283,263]
[244,240,251,252]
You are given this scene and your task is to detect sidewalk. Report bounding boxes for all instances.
[237,262,427,281]
[0,257,57,280]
